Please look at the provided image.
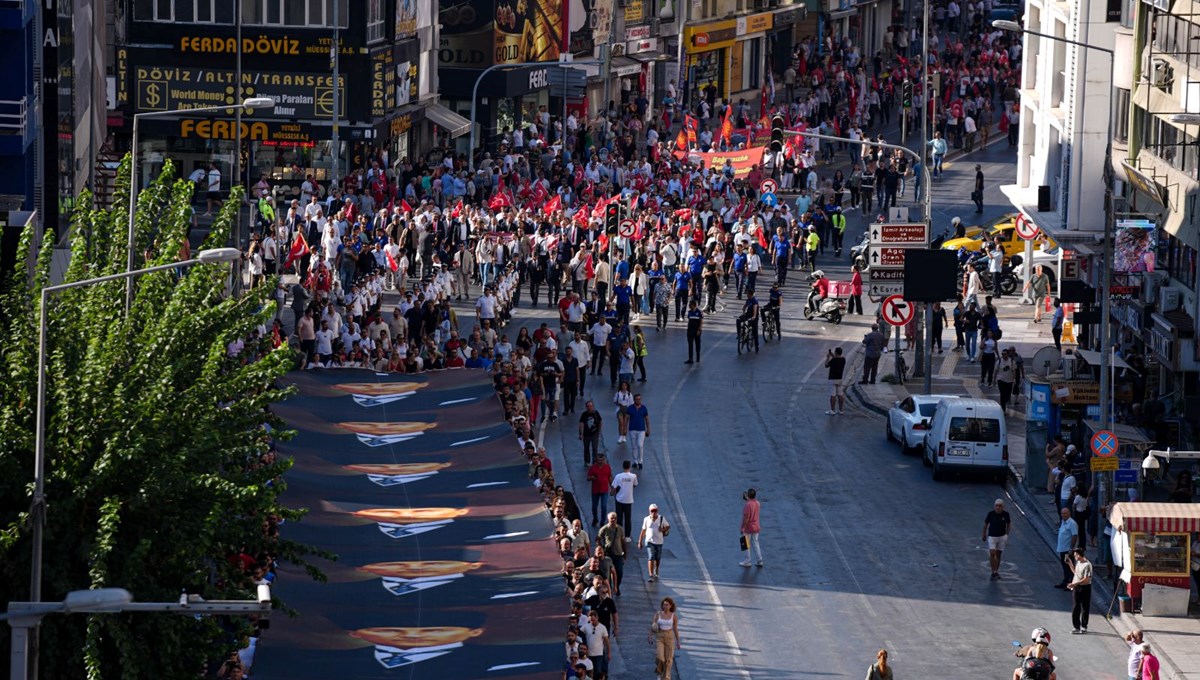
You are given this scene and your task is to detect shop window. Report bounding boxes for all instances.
[283,0,306,25]
[1113,88,1130,144]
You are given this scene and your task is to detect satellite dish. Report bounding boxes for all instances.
[1030,346,1061,378]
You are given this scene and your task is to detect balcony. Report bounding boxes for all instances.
[0,95,34,156]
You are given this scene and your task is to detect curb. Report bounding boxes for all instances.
[854,383,1193,680]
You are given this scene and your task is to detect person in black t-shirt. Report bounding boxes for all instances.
[982,499,1012,580]
[824,347,846,415]
[561,347,580,415]
[578,401,603,465]
[685,300,703,364]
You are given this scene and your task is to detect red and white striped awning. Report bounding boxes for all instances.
[1110,503,1200,534]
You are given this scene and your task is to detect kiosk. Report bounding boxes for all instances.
[1109,503,1200,617]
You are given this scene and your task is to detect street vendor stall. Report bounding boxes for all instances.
[1109,503,1200,616]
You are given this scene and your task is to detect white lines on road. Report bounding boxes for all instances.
[659,331,753,678]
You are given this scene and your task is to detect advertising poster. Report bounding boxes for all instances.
[395,0,432,38]
[253,370,563,679]
[494,0,565,64]
[439,0,496,68]
[1114,219,1157,273]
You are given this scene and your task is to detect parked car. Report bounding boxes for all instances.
[922,398,1009,482]
[886,394,961,452]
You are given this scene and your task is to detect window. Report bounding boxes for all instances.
[366,0,386,43]
[236,0,346,26]
[1159,229,1198,290]
[1113,88,1130,144]
[948,417,1001,443]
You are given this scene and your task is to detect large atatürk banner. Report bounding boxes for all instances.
[254,369,563,680]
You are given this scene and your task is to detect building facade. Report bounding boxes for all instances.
[1113,0,1200,438]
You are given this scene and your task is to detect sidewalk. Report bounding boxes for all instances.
[846,295,1200,680]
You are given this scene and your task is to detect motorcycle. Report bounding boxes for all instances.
[804,290,843,324]
[1011,628,1058,680]
[966,257,1020,296]
[849,232,870,264]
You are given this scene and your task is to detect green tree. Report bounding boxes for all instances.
[0,159,322,678]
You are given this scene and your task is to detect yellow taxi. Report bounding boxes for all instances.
[940,213,1054,260]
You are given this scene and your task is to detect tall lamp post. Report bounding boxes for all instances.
[26,247,242,680]
[467,61,600,172]
[994,19,1117,561]
[5,586,271,680]
[127,97,275,313]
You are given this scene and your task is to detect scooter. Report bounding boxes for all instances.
[804,291,843,324]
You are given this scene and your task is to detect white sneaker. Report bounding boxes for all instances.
[825,410,836,415]
[618,435,626,443]
[838,411,845,415]
[739,561,752,567]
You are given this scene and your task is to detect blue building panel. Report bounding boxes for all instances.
[0,0,35,210]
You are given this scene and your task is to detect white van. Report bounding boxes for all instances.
[921,398,1008,482]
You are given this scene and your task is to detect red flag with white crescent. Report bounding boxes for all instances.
[399,198,414,214]
[543,193,562,216]
[285,231,308,267]
[386,248,399,272]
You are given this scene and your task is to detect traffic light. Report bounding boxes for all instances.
[902,80,913,108]
[770,114,785,154]
[605,201,621,235]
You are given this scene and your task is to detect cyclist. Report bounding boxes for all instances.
[764,282,783,338]
[807,270,830,316]
[738,287,760,352]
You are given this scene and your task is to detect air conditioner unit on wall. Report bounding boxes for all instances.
[1142,271,1166,304]
[1159,286,1182,311]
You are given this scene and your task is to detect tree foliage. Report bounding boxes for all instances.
[0,158,319,678]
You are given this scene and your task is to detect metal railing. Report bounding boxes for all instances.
[0,96,29,136]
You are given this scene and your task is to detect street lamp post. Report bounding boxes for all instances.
[994,19,1117,562]
[127,97,275,313]
[27,247,241,680]
[786,129,935,389]
[5,586,270,680]
[467,61,600,172]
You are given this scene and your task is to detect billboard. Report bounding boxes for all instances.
[440,0,565,68]
[395,0,433,39]
[1114,219,1157,273]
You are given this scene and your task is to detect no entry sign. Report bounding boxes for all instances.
[617,219,636,238]
[882,294,914,326]
[1015,215,1039,240]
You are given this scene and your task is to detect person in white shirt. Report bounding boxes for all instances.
[612,460,638,539]
[637,503,669,582]
[475,289,497,323]
[314,321,334,365]
[587,317,612,376]
[578,610,610,677]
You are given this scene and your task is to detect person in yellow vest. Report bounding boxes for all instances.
[805,226,821,273]
[257,190,276,231]
[830,207,847,256]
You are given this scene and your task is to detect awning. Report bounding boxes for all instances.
[610,56,643,77]
[425,102,471,138]
[629,50,670,63]
[1110,502,1200,533]
[1074,349,1137,372]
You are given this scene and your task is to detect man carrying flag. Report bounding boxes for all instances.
[720,103,734,149]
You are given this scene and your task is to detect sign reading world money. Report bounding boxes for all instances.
[134,66,345,119]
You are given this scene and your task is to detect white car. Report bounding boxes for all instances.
[885,394,961,452]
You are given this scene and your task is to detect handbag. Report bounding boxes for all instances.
[739,534,750,551]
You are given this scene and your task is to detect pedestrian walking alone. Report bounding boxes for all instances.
[866,649,894,680]
[1067,548,1093,633]
[587,453,612,527]
[579,400,603,465]
[685,299,703,364]
[739,488,764,567]
[973,164,985,213]
[637,503,669,582]
[860,324,887,384]
[612,460,638,540]
[626,394,650,469]
[982,498,1012,580]
[825,347,846,415]
[848,263,864,315]
[997,348,1017,412]
[649,597,681,680]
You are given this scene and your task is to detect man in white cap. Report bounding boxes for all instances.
[637,503,669,582]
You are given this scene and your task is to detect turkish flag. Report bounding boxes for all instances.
[450,201,463,218]
[399,198,414,214]
[285,232,308,267]
[543,193,562,216]
[674,128,687,152]
[756,228,769,250]
[720,104,734,146]
[489,192,511,211]
[386,248,399,272]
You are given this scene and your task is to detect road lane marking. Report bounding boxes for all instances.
[658,331,752,677]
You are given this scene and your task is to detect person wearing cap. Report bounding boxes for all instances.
[982,498,1011,580]
[637,503,669,582]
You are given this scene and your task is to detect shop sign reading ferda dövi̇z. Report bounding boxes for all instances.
[135,66,345,119]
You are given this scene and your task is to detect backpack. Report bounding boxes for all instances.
[1021,656,1053,680]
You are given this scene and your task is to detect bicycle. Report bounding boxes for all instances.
[762,307,780,343]
[737,317,759,355]
[895,351,908,384]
